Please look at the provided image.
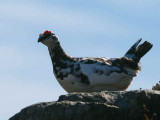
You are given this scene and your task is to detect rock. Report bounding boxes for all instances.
[9,90,160,120]
[152,81,160,91]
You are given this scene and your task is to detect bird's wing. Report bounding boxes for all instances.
[72,57,124,74]
[71,57,128,85]
[73,57,139,77]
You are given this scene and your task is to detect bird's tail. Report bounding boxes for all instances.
[124,38,153,62]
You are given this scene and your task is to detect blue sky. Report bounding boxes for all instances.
[0,0,160,119]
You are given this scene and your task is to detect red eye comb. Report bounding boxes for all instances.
[43,30,52,35]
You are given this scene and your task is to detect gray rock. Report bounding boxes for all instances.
[9,90,160,120]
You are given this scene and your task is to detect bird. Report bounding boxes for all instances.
[38,30,153,93]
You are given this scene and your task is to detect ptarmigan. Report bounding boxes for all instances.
[38,30,153,93]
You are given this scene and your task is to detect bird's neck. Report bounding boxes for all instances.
[48,43,72,65]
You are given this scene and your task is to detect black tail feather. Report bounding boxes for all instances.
[125,39,153,62]
[135,41,153,58]
[125,38,142,56]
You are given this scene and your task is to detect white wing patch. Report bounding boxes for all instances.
[79,62,126,85]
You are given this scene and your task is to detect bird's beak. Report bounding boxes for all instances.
[38,37,42,43]
[38,34,44,43]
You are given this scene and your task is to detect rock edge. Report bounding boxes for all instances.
[9,90,160,120]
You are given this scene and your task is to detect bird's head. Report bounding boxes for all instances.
[38,30,59,47]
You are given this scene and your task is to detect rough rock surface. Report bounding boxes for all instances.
[9,90,160,120]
